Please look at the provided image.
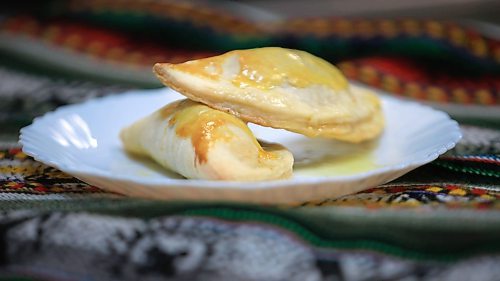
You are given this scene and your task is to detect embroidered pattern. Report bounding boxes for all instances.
[1,14,498,106]
[300,184,500,209]
[339,59,499,105]
[0,147,103,194]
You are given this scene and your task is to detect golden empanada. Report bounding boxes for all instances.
[153,47,384,143]
[120,99,293,181]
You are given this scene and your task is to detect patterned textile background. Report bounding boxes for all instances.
[0,1,499,280]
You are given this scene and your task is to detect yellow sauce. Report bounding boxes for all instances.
[294,150,378,177]
[171,47,348,91]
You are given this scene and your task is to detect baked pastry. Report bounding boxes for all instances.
[153,47,383,143]
[120,99,293,181]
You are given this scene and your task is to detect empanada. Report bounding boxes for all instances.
[153,47,383,142]
[120,99,293,181]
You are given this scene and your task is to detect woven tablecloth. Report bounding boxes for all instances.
[0,2,499,280]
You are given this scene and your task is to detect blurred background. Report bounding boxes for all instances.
[0,0,498,138]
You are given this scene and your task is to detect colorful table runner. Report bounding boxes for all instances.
[0,2,499,280]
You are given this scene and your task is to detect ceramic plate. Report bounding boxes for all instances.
[20,88,461,204]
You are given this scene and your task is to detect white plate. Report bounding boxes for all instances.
[20,88,461,204]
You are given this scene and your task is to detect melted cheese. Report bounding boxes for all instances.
[170,47,348,91]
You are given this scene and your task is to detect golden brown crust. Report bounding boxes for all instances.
[153,61,384,143]
[121,97,294,181]
[154,63,275,127]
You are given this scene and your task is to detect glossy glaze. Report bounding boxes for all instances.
[161,100,274,164]
[170,47,349,91]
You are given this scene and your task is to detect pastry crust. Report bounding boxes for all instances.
[120,99,293,181]
[153,47,384,143]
